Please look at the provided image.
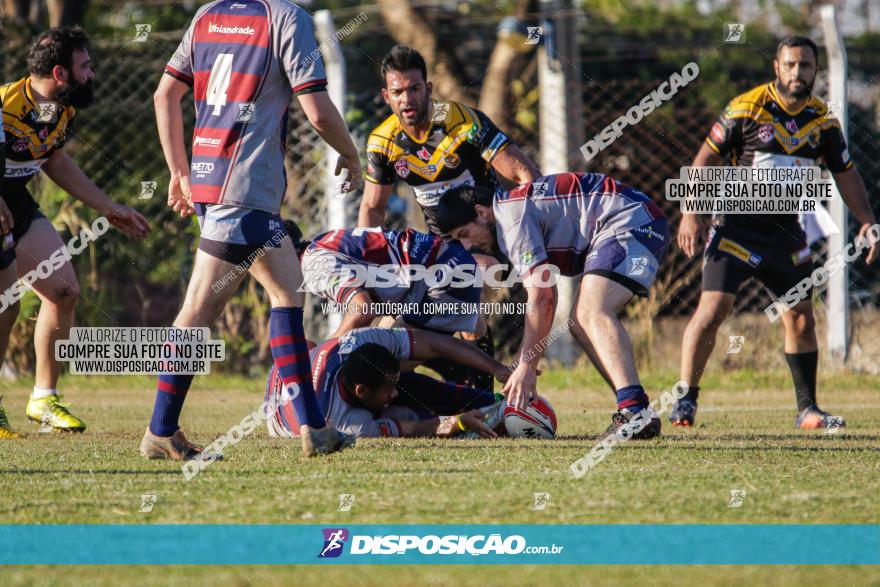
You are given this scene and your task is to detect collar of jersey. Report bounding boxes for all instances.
[767,81,810,117]
[397,101,441,145]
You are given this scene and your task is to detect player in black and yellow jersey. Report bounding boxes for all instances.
[357,46,540,390]
[672,36,877,430]
[0,27,149,437]
[359,45,540,236]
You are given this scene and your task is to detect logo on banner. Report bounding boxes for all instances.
[319,528,349,558]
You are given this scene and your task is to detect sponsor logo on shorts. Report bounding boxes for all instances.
[718,238,761,267]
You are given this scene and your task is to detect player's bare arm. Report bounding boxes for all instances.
[505,279,556,410]
[331,290,378,338]
[41,149,150,240]
[154,73,193,218]
[832,167,878,263]
[677,141,723,257]
[357,181,393,227]
[490,144,541,184]
[297,91,363,191]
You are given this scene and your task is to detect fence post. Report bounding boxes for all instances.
[314,10,349,336]
[820,5,849,362]
[538,0,581,364]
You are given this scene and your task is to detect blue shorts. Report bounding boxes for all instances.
[583,217,670,297]
[194,203,287,266]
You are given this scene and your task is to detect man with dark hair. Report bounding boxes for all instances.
[358,45,540,390]
[0,26,150,437]
[673,35,877,429]
[265,327,510,439]
[436,173,670,440]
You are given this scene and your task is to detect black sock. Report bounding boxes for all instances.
[684,386,700,403]
[785,351,818,412]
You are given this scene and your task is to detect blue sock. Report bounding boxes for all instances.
[616,384,649,412]
[269,307,326,429]
[149,374,195,436]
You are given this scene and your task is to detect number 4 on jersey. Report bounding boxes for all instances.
[206,53,233,115]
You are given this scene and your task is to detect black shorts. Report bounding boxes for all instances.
[0,186,46,270]
[702,226,814,297]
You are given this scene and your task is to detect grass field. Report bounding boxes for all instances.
[2,367,879,585]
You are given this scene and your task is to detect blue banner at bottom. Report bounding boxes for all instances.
[0,524,877,565]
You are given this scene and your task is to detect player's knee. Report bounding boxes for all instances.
[786,305,815,336]
[693,301,730,330]
[47,284,80,310]
[576,305,614,334]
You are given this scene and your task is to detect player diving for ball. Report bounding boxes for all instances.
[437,172,670,439]
[671,36,878,430]
[300,226,481,334]
[143,0,361,459]
[265,326,510,439]
[0,27,150,438]
[357,45,541,390]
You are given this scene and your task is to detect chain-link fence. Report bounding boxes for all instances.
[3,19,878,367]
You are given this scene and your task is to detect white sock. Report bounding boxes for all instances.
[31,387,57,400]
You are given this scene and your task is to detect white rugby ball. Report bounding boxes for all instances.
[504,396,557,439]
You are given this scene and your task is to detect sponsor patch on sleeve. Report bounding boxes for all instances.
[710,122,726,144]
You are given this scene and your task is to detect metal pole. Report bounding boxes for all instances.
[314,10,349,336]
[820,5,849,361]
[538,0,579,364]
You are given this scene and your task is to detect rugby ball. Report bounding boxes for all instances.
[504,396,557,439]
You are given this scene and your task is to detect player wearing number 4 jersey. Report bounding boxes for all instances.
[145,0,363,459]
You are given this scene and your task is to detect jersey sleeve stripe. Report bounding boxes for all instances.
[292,78,327,93]
[164,65,194,85]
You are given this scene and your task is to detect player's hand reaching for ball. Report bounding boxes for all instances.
[334,154,363,194]
[0,198,14,235]
[167,174,194,218]
[503,362,538,411]
[857,222,879,264]
[677,214,707,258]
[458,410,498,439]
[106,203,150,241]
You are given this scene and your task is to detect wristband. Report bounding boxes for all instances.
[456,415,467,432]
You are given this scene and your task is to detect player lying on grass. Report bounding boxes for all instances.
[0,27,150,438]
[358,45,541,389]
[265,327,510,439]
[300,225,481,334]
[437,173,670,440]
[672,36,878,430]
[143,0,360,460]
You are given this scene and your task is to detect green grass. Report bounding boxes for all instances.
[1,368,879,585]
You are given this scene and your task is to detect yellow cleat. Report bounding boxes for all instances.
[26,395,86,432]
[0,396,21,439]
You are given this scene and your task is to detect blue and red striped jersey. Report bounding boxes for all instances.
[166,0,327,212]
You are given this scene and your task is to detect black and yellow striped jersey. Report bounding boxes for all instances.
[365,99,510,235]
[0,77,75,192]
[705,82,851,233]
